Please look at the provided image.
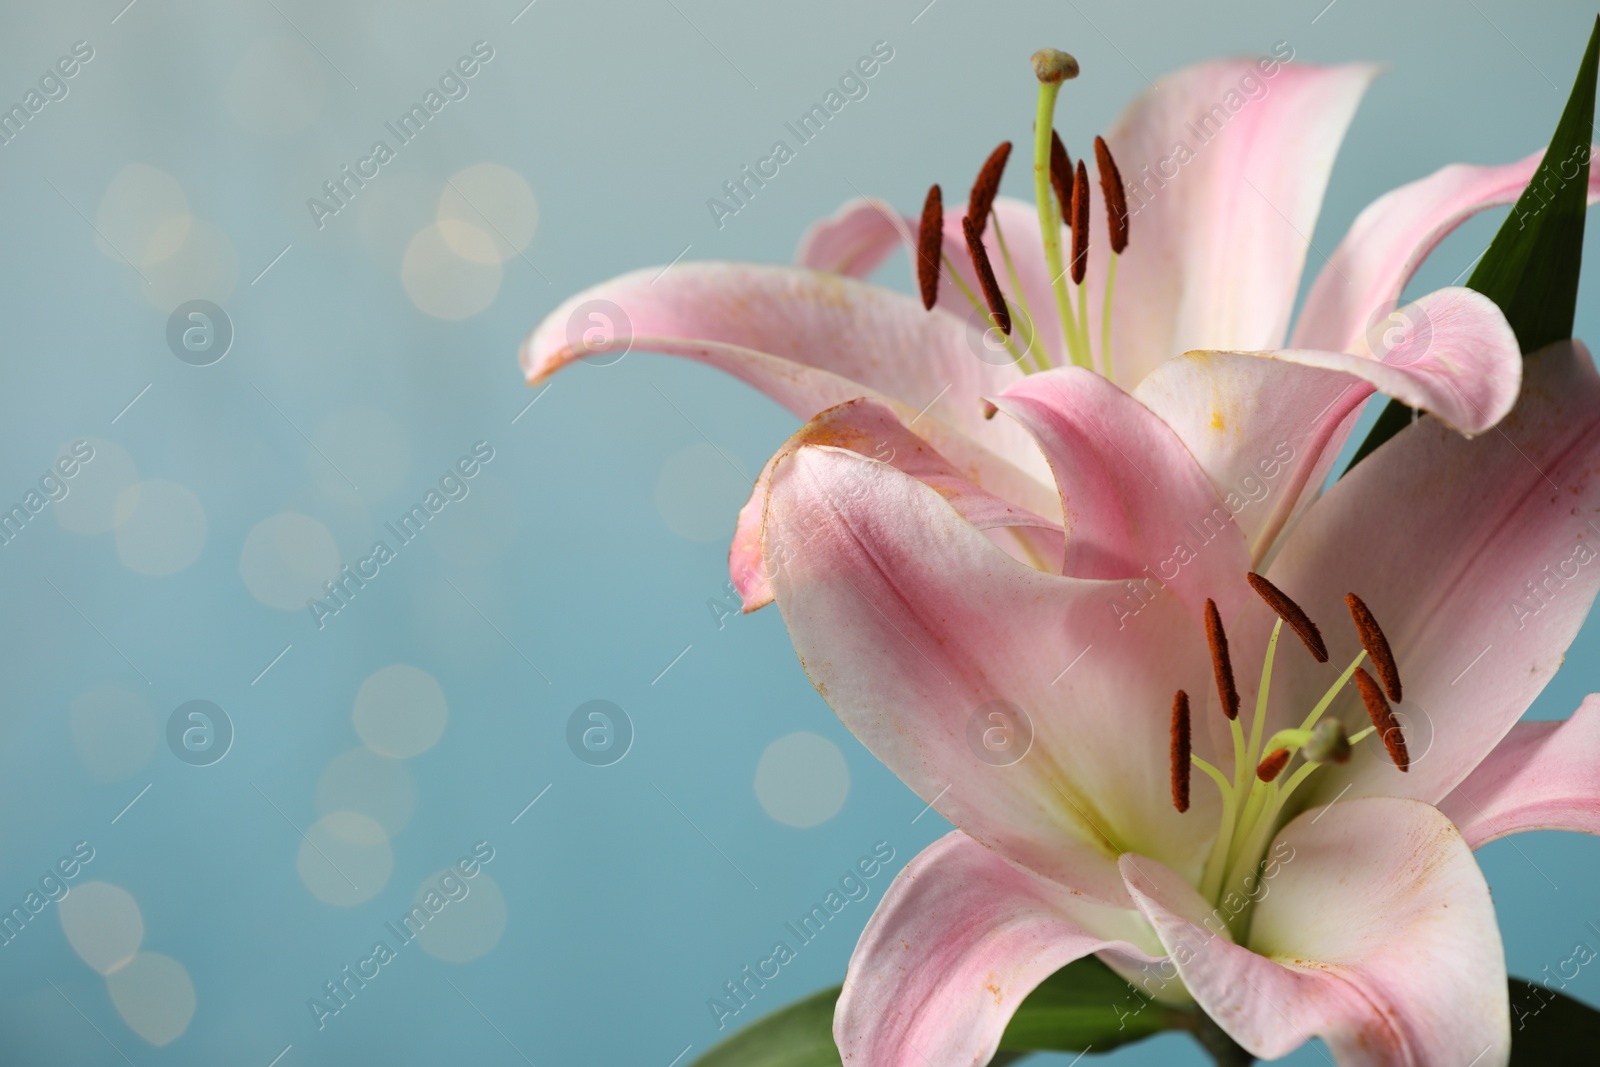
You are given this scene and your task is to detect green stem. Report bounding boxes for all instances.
[1195,1019,1258,1066]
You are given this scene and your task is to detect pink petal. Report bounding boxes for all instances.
[1134,286,1521,561]
[1441,695,1600,848]
[764,445,1218,903]
[1264,341,1600,807]
[729,399,1063,612]
[836,832,1160,1067]
[1293,148,1600,352]
[1121,798,1508,1065]
[794,196,911,277]
[1094,60,1378,385]
[993,367,1253,620]
[520,262,1052,495]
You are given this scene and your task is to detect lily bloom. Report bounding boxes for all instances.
[521,51,1599,608]
[752,335,1600,1065]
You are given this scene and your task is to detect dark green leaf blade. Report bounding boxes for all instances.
[998,955,1165,1052]
[691,957,1166,1066]
[1346,15,1598,472]
[1468,17,1598,354]
[691,986,842,1067]
[1510,976,1600,1063]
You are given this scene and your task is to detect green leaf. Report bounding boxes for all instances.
[1345,14,1598,472]
[997,955,1166,1052]
[1510,976,1600,1063]
[691,957,1164,1067]
[691,986,843,1067]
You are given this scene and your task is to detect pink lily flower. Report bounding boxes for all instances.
[751,332,1600,1065]
[521,52,1600,613]
[519,46,1600,1064]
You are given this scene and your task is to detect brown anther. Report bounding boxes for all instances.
[961,215,1011,335]
[1255,747,1291,783]
[1246,572,1328,663]
[967,142,1012,238]
[1171,690,1191,813]
[916,184,943,311]
[1070,159,1090,285]
[1031,49,1080,84]
[1346,593,1402,703]
[1094,136,1129,254]
[1354,667,1409,772]
[1203,598,1240,721]
[1050,130,1074,226]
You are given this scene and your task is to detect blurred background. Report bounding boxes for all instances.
[0,0,1596,1063]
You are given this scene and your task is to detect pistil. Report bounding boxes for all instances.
[1030,49,1087,369]
[908,48,1131,380]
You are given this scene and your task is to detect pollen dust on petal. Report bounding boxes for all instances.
[1209,410,1226,431]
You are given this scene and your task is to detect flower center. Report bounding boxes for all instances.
[913,49,1129,379]
[1170,575,1409,931]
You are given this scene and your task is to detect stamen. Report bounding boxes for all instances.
[916,184,943,311]
[1245,572,1328,662]
[967,142,1012,238]
[1070,159,1090,285]
[961,215,1011,335]
[1171,690,1191,813]
[1354,667,1409,772]
[1090,137,1128,377]
[1093,136,1129,253]
[1050,130,1073,226]
[1255,747,1290,783]
[990,212,1046,372]
[1304,717,1351,764]
[1204,598,1240,720]
[1346,593,1402,702]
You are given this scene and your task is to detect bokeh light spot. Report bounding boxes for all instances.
[113,480,207,576]
[296,811,392,907]
[352,664,449,759]
[400,222,502,320]
[240,512,341,611]
[654,442,752,543]
[58,881,143,976]
[414,869,507,963]
[754,732,851,828]
[315,747,417,836]
[105,952,196,1047]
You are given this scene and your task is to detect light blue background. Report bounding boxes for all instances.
[0,0,1597,1064]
